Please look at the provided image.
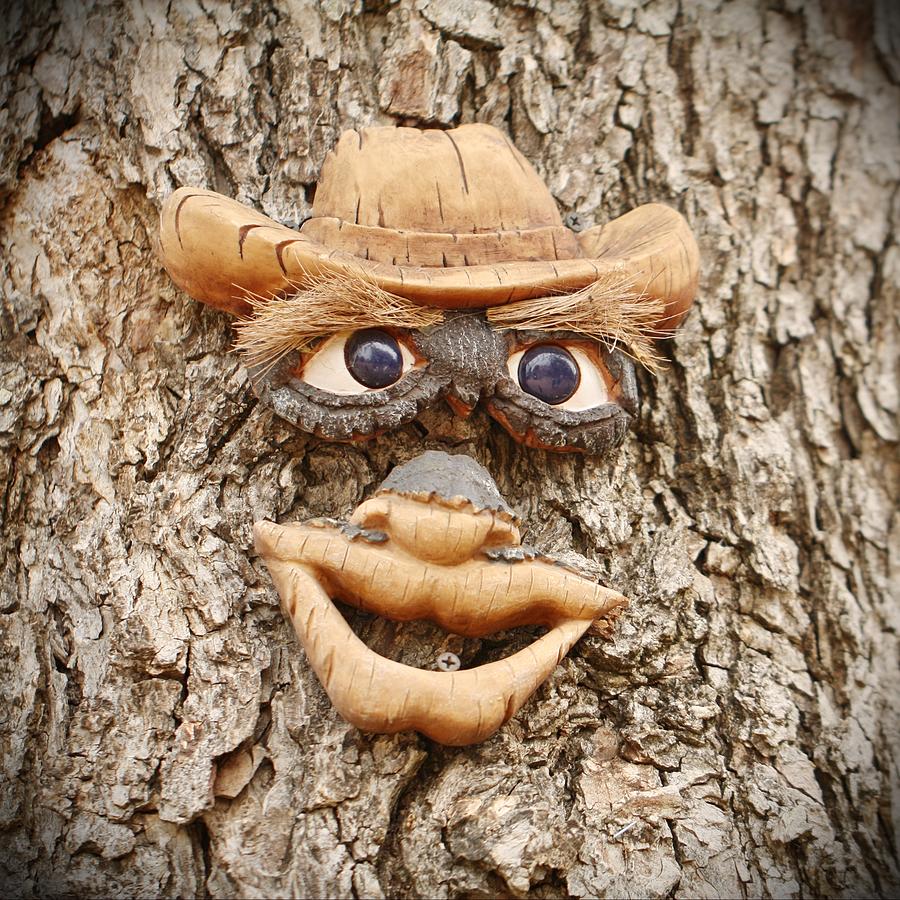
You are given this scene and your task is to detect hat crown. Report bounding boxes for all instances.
[311,124,564,234]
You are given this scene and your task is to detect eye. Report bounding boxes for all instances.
[301,329,417,394]
[517,345,580,404]
[507,343,610,411]
[345,328,404,388]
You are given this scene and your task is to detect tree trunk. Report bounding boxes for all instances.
[2,0,898,897]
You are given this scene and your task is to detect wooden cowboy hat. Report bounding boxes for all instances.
[158,123,698,327]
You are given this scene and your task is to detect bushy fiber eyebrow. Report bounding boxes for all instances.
[486,270,671,373]
[233,267,672,375]
[232,269,444,371]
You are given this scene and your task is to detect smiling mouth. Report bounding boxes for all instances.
[254,451,627,746]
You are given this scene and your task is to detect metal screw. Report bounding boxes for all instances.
[437,652,461,672]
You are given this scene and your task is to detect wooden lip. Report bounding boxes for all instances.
[263,557,593,746]
[253,518,626,636]
[254,515,627,745]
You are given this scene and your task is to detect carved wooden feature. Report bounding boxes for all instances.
[155,125,699,743]
[156,124,700,455]
[254,452,627,745]
[158,123,698,327]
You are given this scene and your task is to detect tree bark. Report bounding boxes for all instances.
[1,0,898,896]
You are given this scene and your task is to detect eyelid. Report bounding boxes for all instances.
[506,343,611,411]
[300,330,418,395]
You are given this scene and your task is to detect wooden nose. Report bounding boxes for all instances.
[349,496,520,566]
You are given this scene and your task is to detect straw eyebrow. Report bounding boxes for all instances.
[232,269,444,372]
[485,269,673,373]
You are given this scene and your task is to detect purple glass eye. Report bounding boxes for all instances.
[345,329,404,388]
[517,344,580,405]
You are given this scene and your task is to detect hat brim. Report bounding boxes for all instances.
[158,188,698,328]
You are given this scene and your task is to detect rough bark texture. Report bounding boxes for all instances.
[1,0,898,897]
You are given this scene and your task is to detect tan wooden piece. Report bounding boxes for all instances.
[157,124,699,327]
[264,560,593,746]
[254,491,627,745]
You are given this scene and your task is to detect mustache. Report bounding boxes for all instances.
[254,516,627,638]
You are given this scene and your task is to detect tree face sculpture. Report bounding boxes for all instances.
[157,123,699,744]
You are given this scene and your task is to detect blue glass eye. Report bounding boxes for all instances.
[517,344,580,404]
[344,329,404,389]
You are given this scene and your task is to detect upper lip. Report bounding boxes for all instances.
[254,493,627,746]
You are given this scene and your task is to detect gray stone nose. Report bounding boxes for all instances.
[378,450,514,517]
[414,312,508,410]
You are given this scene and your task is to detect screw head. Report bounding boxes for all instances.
[436,652,461,672]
